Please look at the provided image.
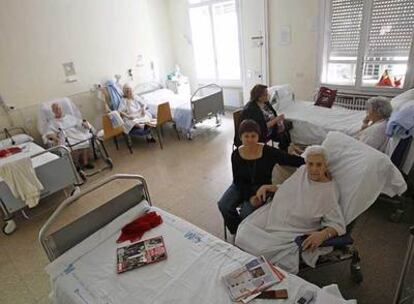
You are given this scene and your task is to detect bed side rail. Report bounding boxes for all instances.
[1,127,29,141]
[39,174,152,261]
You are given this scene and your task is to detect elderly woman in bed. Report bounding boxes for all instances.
[119,84,156,143]
[357,96,392,152]
[235,145,346,274]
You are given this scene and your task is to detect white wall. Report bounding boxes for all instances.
[0,0,174,136]
[268,0,320,100]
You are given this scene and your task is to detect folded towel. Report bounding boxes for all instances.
[0,157,44,208]
[117,211,163,243]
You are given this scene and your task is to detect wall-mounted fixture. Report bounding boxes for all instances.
[62,61,78,83]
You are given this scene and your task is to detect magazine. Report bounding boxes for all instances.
[222,256,285,303]
[116,235,167,274]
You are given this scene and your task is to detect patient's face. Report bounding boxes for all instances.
[123,87,133,99]
[240,132,259,146]
[306,154,329,182]
[51,104,63,119]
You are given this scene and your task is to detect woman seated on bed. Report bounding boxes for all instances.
[357,96,392,152]
[240,84,292,151]
[218,119,304,239]
[45,103,94,169]
[235,145,346,274]
[119,84,156,143]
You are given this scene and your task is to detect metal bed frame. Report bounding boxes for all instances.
[39,174,151,262]
[1,144,82,235]
[189,83,225,138]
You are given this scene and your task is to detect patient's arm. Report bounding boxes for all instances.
[302,226,339,252]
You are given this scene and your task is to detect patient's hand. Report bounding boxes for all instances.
[302,231,325,252]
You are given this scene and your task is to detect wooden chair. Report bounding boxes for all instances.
[232,108,243,149]
[147,102,180,149]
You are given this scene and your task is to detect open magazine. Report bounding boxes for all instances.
[223,256,285,303]
[116,236,167,274]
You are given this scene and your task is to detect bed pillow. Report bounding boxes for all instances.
[391,88,414,111]
[322,131,406,224]
[314,87,337,108]
[268,84,294,111]
[0,134,34,148]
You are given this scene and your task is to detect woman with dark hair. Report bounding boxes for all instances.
[218,119,304,238]
[239,84,291,151]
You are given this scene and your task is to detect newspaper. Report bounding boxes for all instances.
[223,256,285,303]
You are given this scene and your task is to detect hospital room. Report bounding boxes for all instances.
[1,0,414,303]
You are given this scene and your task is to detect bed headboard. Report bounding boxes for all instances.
[134,81,163,95]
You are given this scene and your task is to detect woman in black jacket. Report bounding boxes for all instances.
[239,84,292,151]
[218,119,304,236]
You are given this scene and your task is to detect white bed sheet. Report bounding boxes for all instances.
[281,101,366,145]
[0,142,58,183]
[141,89,193,132]
[45,203,353,304]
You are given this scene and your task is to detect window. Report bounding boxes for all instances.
[321,0,414,91]
[188,0,241,84]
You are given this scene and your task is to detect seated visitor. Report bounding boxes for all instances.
[218,119,304,238]
[235,145,346,274]
[240,84,292,151]
[357,96,392,152]
[45,103,94,169]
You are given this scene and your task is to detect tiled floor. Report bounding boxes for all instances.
[0,114,413,303]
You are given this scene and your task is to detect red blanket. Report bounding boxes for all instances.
[0,147,22,158]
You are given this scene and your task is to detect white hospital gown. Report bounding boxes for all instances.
[357,120,388,152]
[235,166,346,274]
[45,114,91,150]
[118,96,152,134]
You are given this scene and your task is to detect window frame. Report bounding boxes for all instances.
[318,0,414,95]
[188,0,242,87]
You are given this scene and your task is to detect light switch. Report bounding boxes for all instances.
[63,62,76,77]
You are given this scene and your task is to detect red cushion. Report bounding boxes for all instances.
[314,87,337,108]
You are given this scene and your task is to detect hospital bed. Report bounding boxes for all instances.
[39,174,355,304]
[135,82,225,139]
[269,85,366,146]
[37,97,114,180]
[0,128,81,235]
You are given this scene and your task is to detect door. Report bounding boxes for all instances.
[238,0,269,104]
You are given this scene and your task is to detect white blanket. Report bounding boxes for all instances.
[45,203,354,304]
[0,157,44,208]
[141,89,193,132]
[235,166,346,274]
[281,101,365,145]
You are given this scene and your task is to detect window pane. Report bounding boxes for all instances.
[323,0,364,85]
[326,63,357,85]
[362,0,414,87]
[212,1,241,80]
[189,6,216,79]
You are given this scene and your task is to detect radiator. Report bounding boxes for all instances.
[335,93,373,111]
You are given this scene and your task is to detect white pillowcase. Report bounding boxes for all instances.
[391,88,414,111]
[322,131,406,224]
[0,134,34,148]
[268,84,294,111]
